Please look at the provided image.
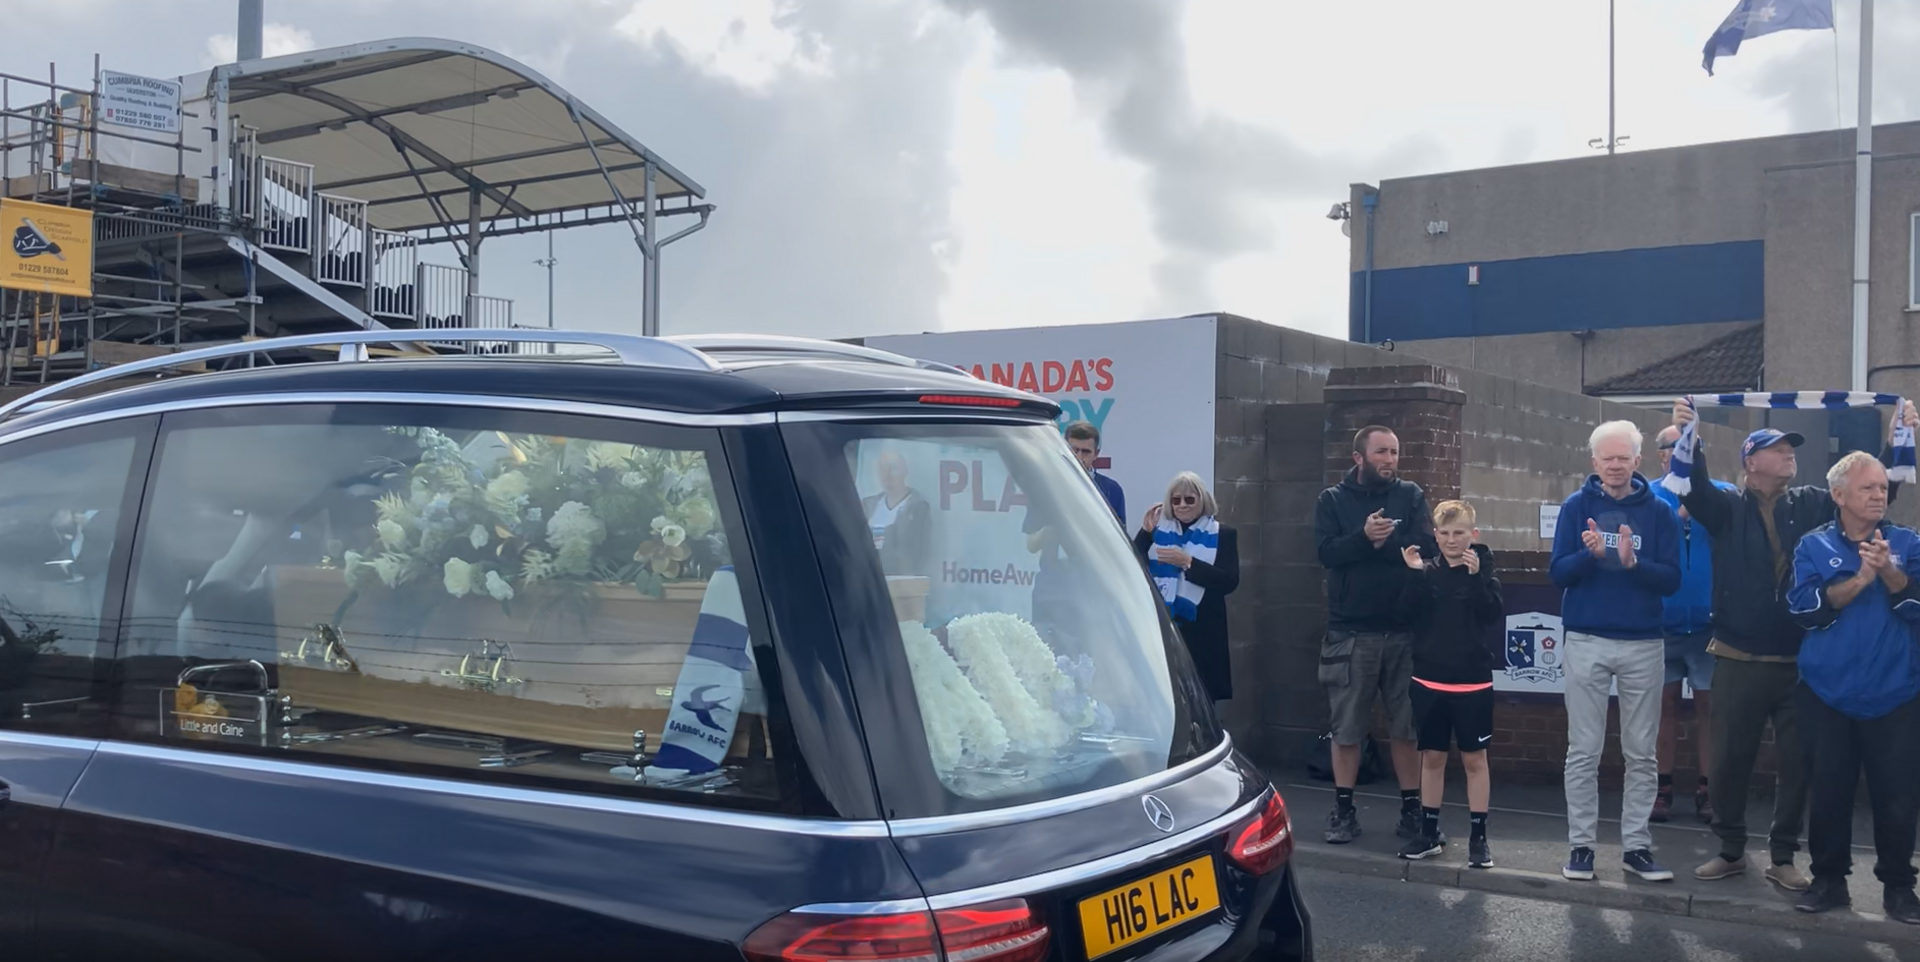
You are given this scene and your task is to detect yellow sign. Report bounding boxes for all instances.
[0,198,93,297]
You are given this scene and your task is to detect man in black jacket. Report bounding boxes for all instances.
[1315,424,1437,844]
[1676,398,1917,892]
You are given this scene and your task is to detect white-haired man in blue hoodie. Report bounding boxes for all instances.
[1551,420,1682,884]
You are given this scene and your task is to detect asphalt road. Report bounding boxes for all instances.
[1300,872,1920,961]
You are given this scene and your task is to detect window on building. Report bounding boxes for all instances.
[0,418,152,736]
[114,403,787,806]
[1910,212,1920,309]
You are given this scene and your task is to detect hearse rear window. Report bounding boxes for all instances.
[784,419,1218,817]
[113,403,789,805]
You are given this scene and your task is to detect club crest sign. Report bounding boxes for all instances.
[1500,612,1564,692]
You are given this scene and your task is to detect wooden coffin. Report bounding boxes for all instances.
[269,566,931,754]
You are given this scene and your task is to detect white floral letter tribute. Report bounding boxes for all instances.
[903,611,1116,780]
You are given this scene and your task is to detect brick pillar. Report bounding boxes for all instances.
[1323,365,1466,497]
[1314,365,1469,773]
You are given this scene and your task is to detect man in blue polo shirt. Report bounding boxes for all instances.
[1788,451,1920,922]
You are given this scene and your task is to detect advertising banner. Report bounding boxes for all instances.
[869,316,1218,531]
[1,199,93,297]
[101,70,182,134]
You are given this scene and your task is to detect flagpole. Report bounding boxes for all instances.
[1608,0,1616,156]
[1851,0,1873,391]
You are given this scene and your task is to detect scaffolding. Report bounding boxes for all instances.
[0,37,714,389]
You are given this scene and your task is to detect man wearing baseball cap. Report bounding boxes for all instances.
[1672,400,1918,892]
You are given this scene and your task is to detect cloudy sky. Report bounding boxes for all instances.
[3,0,1912,341]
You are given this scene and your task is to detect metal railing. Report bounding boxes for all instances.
[467,294,513,329]
[252,155,314,254]
[368,229,418,321]
[416,263,469,331]
[314,192,368,287]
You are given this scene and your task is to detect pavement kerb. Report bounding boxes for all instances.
[1292,845,1920,944]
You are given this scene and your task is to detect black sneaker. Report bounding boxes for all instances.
[1468,836,1494,869]
[1886,887,1920,925]
[1794,876,1852,914]
[1396,807,1422,840]
[1398,833,1444,860]
[1324,807,1361,845]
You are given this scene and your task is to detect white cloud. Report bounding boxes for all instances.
[615,0,830,90]
[205,23,318,66]
[939,26,1158,331]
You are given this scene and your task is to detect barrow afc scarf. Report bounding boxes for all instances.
[1663,392,1916,496]
[1150,515,1219,622]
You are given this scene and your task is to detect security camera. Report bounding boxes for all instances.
[1327,202,1350,221]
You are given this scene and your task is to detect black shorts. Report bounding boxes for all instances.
[1410,683,1495,753]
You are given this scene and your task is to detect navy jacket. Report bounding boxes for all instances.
[1550,474,1682,640]
[1397,544,1503,686]
[1789,520,1920,719]
[1315,467,1438,632]
[1093,472,1125,525]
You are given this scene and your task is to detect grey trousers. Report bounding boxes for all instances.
[1564,632,1665,853]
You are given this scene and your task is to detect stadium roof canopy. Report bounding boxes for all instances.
[210,38,708,239]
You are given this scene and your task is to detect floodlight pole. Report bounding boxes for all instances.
[1851,0,1875,392]
[237,0,263,61]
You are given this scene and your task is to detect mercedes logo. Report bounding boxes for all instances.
[1142,794,1176,833]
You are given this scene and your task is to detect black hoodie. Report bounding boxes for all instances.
[1397,544,1503,685]
[1315,466,1438,632]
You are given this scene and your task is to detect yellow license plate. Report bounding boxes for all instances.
[1076,853,1221,959]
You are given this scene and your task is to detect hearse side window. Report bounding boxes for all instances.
[112,403,790,805]
[0,418,151,737]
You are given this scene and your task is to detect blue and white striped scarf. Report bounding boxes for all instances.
[1149,516,1219,622]
[1663,392,1917,496]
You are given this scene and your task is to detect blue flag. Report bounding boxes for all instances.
[1703,0,1835,75]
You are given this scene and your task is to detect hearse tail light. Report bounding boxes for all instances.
[1227,791,1293,875]
[917,394,1024,408]
[743,898,1049,962]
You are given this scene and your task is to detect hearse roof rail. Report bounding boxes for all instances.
[0,329,725,422]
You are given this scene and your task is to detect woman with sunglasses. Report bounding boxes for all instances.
[1134,472,1241,703]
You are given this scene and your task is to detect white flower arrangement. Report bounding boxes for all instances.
[899,621,1009,772]
[963,612,1080,721]
[443,558,474,598]
[485,570,515,602]
[337,427,733,618]
[947,614,1070,753]
[545,501,606,575]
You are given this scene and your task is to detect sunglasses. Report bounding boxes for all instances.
[1170,495,1199,506]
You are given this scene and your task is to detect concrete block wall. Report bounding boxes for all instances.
[1452,367,1754,552]
[1210,315,1402,767]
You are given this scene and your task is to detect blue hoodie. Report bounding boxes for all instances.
[1550,474,1683,640]
[1788,520,1920,720]
[1652,474,1736,636]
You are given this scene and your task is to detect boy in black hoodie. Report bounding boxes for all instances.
[1396,500,1504,868]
